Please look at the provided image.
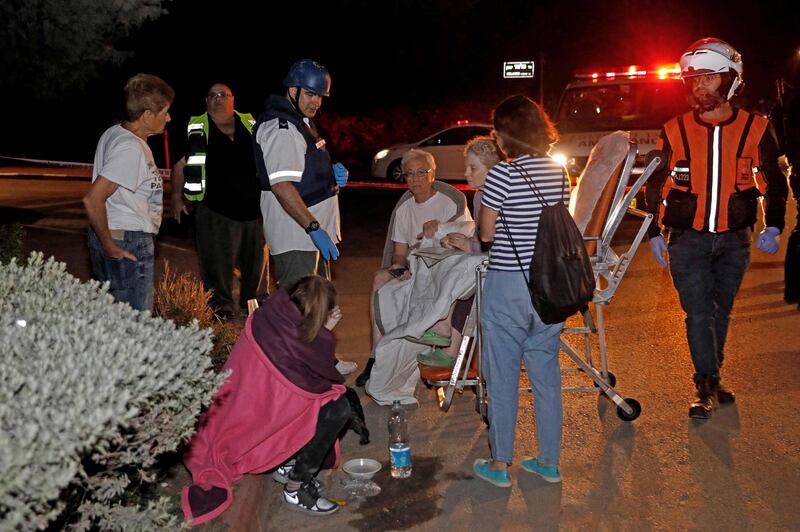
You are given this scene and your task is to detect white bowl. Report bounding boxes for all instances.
[342,458,382,479]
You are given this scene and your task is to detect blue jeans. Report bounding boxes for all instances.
[481,270,564,465]
[88,229,155,312]
[668,227,750,382]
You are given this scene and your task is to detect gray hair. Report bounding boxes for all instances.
[401,148,436,171]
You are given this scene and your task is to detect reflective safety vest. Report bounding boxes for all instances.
[183,111,256,201]
[657,108,770,233]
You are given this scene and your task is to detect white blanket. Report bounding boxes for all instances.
[366,249,487,405]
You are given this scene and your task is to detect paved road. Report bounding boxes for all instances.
[2,175,799,531]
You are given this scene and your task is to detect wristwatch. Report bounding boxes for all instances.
[304,220,320,234]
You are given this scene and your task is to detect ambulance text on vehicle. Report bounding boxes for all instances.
[552,64,690,188]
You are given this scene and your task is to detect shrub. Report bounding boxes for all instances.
[0,223,24,265]
[0,253,226,530]
[153,263,244,371]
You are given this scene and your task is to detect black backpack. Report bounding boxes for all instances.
[502,162,595,324]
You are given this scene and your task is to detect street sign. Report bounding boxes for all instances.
[503,61,535,78]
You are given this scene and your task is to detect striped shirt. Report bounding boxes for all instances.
[481,155,569,271]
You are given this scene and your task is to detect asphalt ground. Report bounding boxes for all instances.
[2,172,799,531]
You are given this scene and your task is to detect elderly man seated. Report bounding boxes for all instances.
[355,149,477,402]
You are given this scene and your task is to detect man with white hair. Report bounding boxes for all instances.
[355,148,472,386]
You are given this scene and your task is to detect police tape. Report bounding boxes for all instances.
[0,155,172,178]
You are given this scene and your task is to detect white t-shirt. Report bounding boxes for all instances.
[256,117,340,254]
[391,191,472,247]
[92,124,162,233]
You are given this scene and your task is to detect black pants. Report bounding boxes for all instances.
[785,173,800,302]
[289,395,351,483]
[194,203,267,315]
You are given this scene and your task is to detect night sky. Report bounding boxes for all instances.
[4,0,799,163]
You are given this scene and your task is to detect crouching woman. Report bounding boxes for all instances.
[182,275,350,524]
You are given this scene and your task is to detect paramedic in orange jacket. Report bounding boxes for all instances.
[645,38,788,420]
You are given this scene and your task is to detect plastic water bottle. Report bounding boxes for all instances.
[388,400,412,478]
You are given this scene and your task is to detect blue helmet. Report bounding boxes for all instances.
[283,59,331,97]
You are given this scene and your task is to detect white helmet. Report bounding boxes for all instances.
[680,38,743,100]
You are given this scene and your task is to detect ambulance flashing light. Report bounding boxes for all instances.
[575,63,681,82]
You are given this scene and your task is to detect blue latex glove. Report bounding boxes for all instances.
[332,162,348,187]
[649,235,668,267]
[309,227,340,260]
[756,226,780,254]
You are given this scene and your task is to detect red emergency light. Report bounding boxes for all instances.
[455,119,471,126]
[575,63,681,82]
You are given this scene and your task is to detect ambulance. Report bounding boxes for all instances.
[551,64,690,202]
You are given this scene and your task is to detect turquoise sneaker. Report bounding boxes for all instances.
[473,458,512,488]
[520,457,561,483]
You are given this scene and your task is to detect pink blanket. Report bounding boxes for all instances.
[181,317,344,525]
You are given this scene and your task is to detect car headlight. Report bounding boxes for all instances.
[375,149,389,160]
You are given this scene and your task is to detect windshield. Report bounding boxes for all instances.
[555,80,689,133]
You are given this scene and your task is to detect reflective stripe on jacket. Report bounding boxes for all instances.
[184,111,256,201]
[657,108,769,233]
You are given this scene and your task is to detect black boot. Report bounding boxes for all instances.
[688,378,717,419]
[355,358,375,387]
[716,381,735,405]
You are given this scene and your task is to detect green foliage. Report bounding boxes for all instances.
[0,253,226,530]
[0,223,24,265]
[0,0,171,99]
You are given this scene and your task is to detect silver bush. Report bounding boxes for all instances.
[0,254,226,530]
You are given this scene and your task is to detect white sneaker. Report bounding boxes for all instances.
[336,360,358,375]
[283,482,339,516]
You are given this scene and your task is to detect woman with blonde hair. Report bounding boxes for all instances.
[441,135,504,252]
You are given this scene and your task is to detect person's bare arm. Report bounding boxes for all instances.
[391,241,410,269]
[82,176,136,260]
[479,207,498,242]
[170,157,190,223]
[271,181,316,229]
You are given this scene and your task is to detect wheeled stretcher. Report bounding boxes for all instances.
[419,133,661,423]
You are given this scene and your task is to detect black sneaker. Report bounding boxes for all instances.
[272,461,325,494]
[355,358,375,387]
[283,481,340,516]
[271,460,296,484]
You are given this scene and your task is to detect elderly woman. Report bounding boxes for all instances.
[473,95,569,487]
[441,135,504,252]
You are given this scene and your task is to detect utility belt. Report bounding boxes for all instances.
[661,158,760,231]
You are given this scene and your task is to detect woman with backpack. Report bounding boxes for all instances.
[474,95,571,487]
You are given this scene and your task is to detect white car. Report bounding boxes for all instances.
[371,123,492,182]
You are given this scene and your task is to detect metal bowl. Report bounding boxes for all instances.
[342,458,382,480]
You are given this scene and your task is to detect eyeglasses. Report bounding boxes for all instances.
[401,168,433,180]
[207,91,232,99]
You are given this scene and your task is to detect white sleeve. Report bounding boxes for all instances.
[256,119,307,184]
[96,140,146,191]
[391,203,411,244]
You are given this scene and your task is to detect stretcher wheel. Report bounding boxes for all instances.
[616,398,641,422]
[598,371,617,395]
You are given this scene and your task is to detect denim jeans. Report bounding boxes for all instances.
[88,228,155,312]
[668,227,750,382]
[480,270,563,465]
